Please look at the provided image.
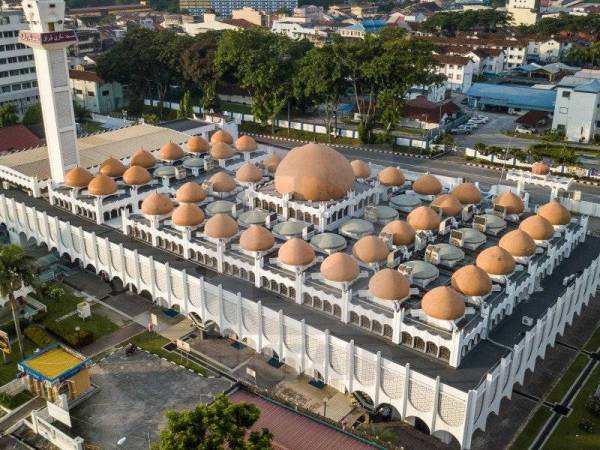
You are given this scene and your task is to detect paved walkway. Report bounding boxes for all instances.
[0,397,45,434]
[81,321,145,357]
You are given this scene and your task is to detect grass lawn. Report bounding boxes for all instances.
[510,406,553,450]
[240,122,360,146]
[584,326,600,352]
[81,120,104,134]
[128,331,207,376]
[0,337,37,385]
[220,101,252,114]
[0,390,33,409]
[544,365,600,450]
[395,126,427,137]
[546,354,589,404]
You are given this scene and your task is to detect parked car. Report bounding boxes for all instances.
[469,118,486,124]
[475,115,489,123]
[450,128,470,135]
[463,123,478,131]
[515,125,533,134]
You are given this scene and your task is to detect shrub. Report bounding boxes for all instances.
[586,394,600,416]
[46,322,93,348]
[23,325,53,348]
[578,418,593,433]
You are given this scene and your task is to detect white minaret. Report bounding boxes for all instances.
[19,0,80,183]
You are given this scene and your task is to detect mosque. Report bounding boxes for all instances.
[0,0,599,448]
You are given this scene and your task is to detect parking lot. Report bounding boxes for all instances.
[70,349,232,449]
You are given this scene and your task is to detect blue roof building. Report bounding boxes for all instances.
[465,83,557,112]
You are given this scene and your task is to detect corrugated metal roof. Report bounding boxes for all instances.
[466,83,556,111]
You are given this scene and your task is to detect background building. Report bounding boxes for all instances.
[70,70,126,115]
[0,9,38,115]
[179,0,297,17]
[506,0,539,26]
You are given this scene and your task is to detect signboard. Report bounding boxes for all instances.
[175,166,187,180]
[473,215,487,233]
[0,330,10,354]
[424,245,440,265]
[19,30,77,46]
[246,367,256,379]
[397,264,413,277]
[364,206,378,223]
[77,302,91,319]
[176,339,191,352]
[450,230,464,248]
[47,400,72,427]
[493,204,507,218]
[150,313,158,327]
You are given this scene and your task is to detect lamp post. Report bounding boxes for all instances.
[323,397,328,418]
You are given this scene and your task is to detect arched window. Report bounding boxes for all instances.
[401,332,412,346]
[350,311,359,325]
[439,346,451,362]
[414,337,425,352]
[313,297,322,309]
[360,315,370,329]
[372,320,382,334]
[383,325,393,338]
[303,293,312,305]
[426,342,438,357]
[323,301,332,314]
[333,305,342,319]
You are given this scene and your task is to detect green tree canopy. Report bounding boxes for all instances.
[0,104,18,128]
[421,10,511,36]
[154,394,272,450]
[21,103,42,126]
[566,42,600,68]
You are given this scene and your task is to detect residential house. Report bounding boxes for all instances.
[401,95,461,129]
[506,0,539,26]
[70,70,125,115]
[271,19,329,45]
[433,54,474,93]
[183,13,256,35]
[0,124,42,154]
[231,7,277,27]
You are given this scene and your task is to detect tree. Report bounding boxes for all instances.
[73,102,91,122]
[215,29,311,134]
[566,42,600,68]
[21,103,42,126]
[421,10,511,36]
[0,245,37,357]
[0,104,18,128]
[178,90,193,119]
[154,394,273,450]
[293,45,349,142]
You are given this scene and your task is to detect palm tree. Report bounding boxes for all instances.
[0,245,36,357]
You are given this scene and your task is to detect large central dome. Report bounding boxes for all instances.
[274,143,354,201]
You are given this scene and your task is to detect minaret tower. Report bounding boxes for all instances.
[19,0,80,183]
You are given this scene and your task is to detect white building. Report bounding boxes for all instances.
[183,13,253,35]
[434,54,474,93]
[271,19,328,44]
[0,10,38,115]
[464,48,505,75]
[552,72,600,144]
[507,0,539,26]
[70,70,125,115]
[526,37,573,63]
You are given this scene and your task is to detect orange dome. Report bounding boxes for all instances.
[264,153,282,173]
[141,192,173,216]
[320,252,360,282]
[519,215,555,241]
[187,136,209,153]
[351,160,371,179]
[381,220,415,246]
[235,135,257,152]
[407,206,441,231]
[176,182,207,203]
[274,143,354,201]
[532,161,550,175]
[99,157,126,178]
[88,174,117,196]
[537,200,570,226]
[494,191,524,215]
[413,173,442,195]
[352,235,389,263]
[239,225,274,252]
[64,167,93,188]
[204,213,239,239]
[210,129,233,144]
[122,165,151,186]
[278,238,315,266]
[210,142,235,160]
[368,268,410,301]
[172,203,205,227]
[451,265,492,297]
[209,172,236,193]
[452,182,482,205]
[422,286,465,321]
[431,194,463,217]
[476,246,515,275]
[159,142,184,161]
[499,229,536,257]
[130,148,156,168]
[378,167,405,187]
[236,163,262,183]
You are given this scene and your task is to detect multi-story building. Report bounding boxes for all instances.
[231,7,277,27]
[506,0,539,26]
[0,10,38,115]
[552,70,600,143]
[70,70,126,115]
[434,54,475,93]
[526,36,574,63]
[183,12,256,35]
[179,0,297,17]
[271,19,329,45]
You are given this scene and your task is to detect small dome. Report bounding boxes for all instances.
[351,160,371,179]
[532,161,550,175]
[476,246,515,275]
[176,182,207,203]
[159,142,184,161]
[204,213,239,239]
[310,233,347,252]
[88,174,117,196]
[210,129,233,144]
[451,265,492,297]
[381,220,415,246]
[494,191,524,215]
[239,225,274,252]
[172,203,205,227]
[407,206,441,231]
[452,182,482,205]
[210,142,235,160]
[122,165,151,186]
[187,136,209,153]
[352,235,389,263]
[538,200,570,226]
[378,167,405,187]
[141,192,173,216]
[264,153,282,173]
[130,148,156,168]
[64,167,93,188]
[274,143,354,201]
[368,268,410,301]
[431,194,463,217]
[236,163,262,183]
[422,287,465,321]
[209,172,236,193]
[499,229,536,257]
[320,252,360,282]
[278,238,315,266]
[519,215,555,241]
[99,157,126,178]
[413,173,442,195]
[235,135,257,152]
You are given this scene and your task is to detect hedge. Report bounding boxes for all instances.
[23,325,54,348]
[45,322,93,348]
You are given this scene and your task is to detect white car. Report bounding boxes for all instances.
[515,125,533,134]
[469,118,486,124]
[475,115,488,123]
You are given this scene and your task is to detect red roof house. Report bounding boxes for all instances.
[0,124,43,154]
